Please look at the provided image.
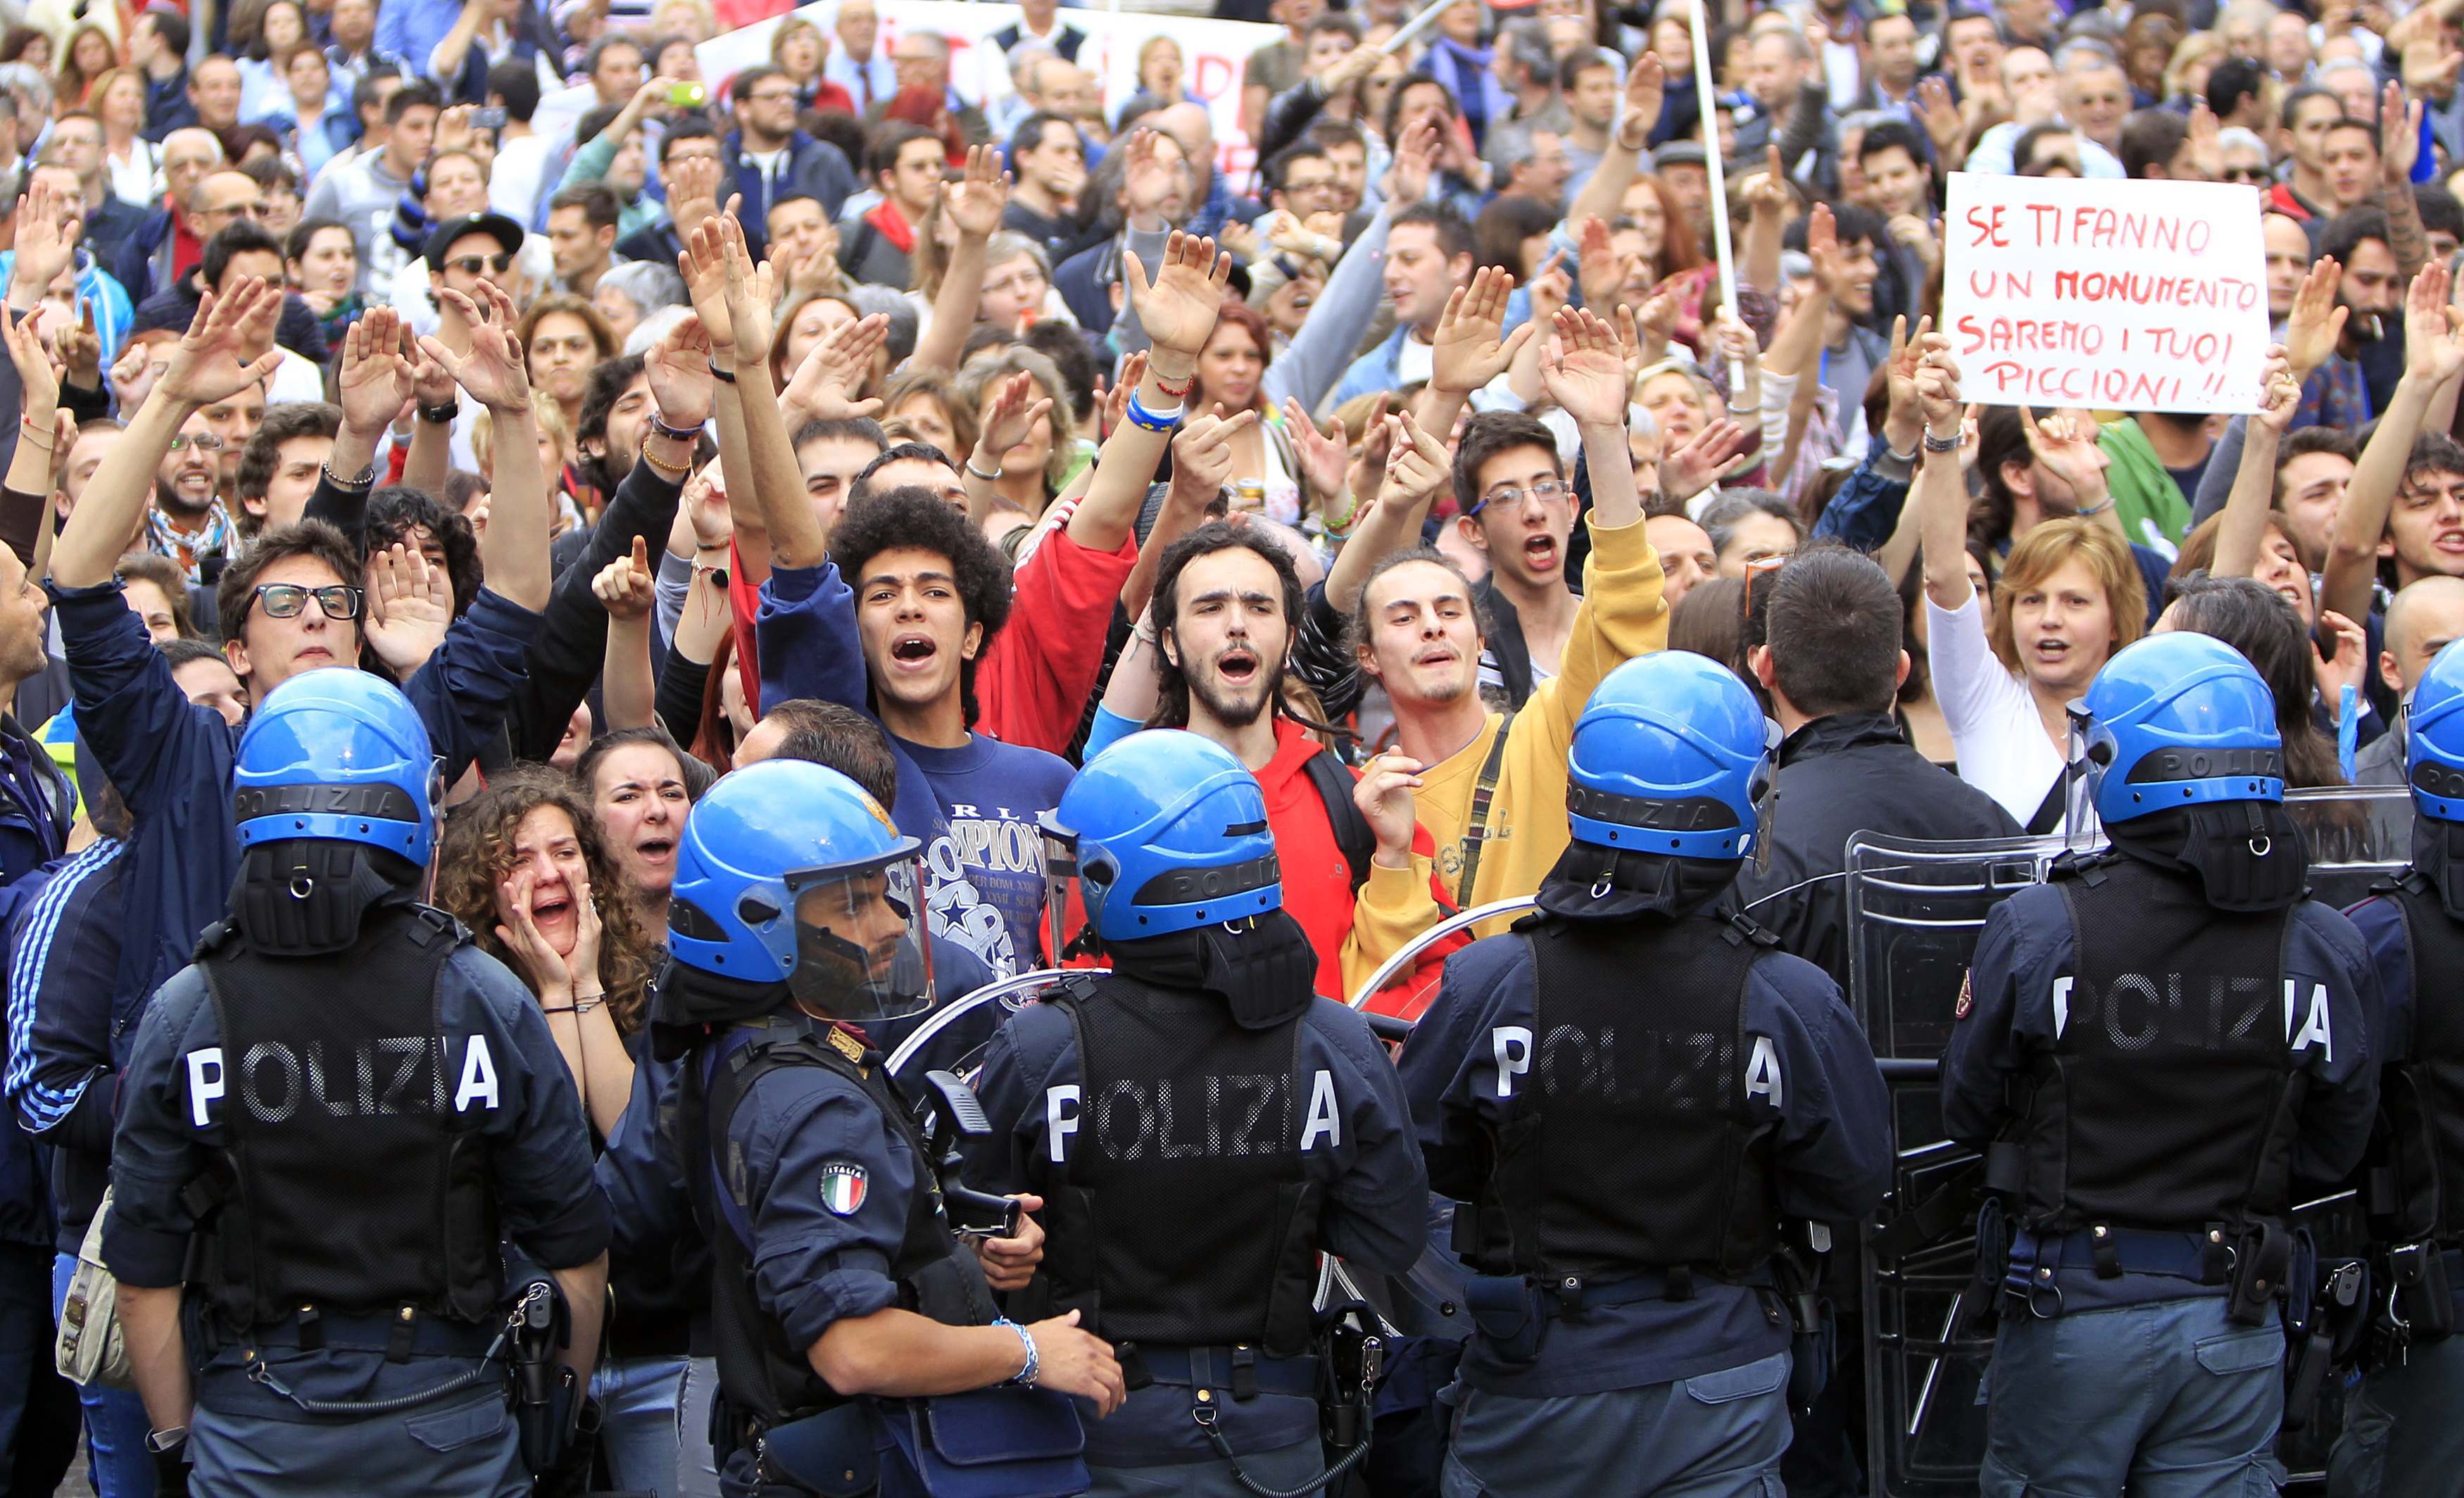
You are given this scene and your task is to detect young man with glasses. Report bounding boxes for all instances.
[1452,411,1582,707]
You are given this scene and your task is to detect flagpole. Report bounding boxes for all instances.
[1690,0,1743,391]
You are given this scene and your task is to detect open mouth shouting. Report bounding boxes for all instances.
[1213,643,1261,691]
[1521,533,1560,574]
[887,631,940,676]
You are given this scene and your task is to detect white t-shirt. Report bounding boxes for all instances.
[1925,589,2084,833]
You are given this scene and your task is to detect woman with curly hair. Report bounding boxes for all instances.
[432,765,655,1139]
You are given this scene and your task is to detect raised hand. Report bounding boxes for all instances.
[1709,307,1759,370]
[643,310,717,429]
[2404,260,2464,382]
[1527,249,1572,332]
[1123,230,1233,362]
[1618,52,1665,146]
[1804,203,1851,296]
[976,370,1055,470]
[783,313,889,424]
[364,541,452,676]
[1537,306,1631,429]
[1429,266,1533,397]
[1882,313,1932,434]
[1378,408,1450,510]
[592,535,657,622]
[1914,334,1963,432]
[2256,345,2301,435]
[0,305,56,416]
[2018,405,2108,497]
[944,144,1010,241]
[158,278,286,408]
[683,464,731,550]
[1167,405,1259,503]
[109,336,163,412]
[1574,215,1622,309]
[1121,129,1182,222]
[55,298,99,389]
[1914,75,1965,161]
[2283,256,2349,380]
[2312,608,2369,710]
[715,215,779,371]
[1382,116,1439,207]
[678,220,735,351]
[1353,745,1423,864]
[1105,351,1148,436]
[1282,396,1350,505]
[417,282,532,411]
[2382,80,2423,187]
[1342,394,1393,512]
[9,175,80,306]
[337,306,419,434]
[1737,144,1791,219]
[1659,417,1756,504]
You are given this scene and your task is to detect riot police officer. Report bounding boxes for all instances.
[968,729,1428,1497]
[2330,637,2464,1496]
[1943,631,2380,1496]
[102,669,612,1497]
[643,757,1121,1497]
[1395,651,1892,1497]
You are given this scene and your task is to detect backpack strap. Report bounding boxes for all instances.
[1456,712,1517,907]
[1303,748,1374,892]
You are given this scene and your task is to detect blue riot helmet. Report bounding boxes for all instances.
[1041,730,1281,950]
[232,667,439,867]
[2406,637,2464,821]
[2071,631,2284,825]
[1565,653,1777,858]
[667,760,935,1022]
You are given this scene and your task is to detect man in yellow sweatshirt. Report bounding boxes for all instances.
[1343,314,1668,1002]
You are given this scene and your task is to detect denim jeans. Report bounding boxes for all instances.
[51,1247,146,1497]
[675,1355,722,1498]
[591,1352,689,1497]
[1980,1295,2285,1497]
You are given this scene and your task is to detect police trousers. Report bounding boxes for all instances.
[1980,1296,2285,1498]
[1088,1439,1326,1497]
[2327,1334,2464,1498]
[1437,1349,1791,1498]
[189,1371,524,1498]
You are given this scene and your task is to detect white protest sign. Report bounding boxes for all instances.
[1941,171,2270,413]
[691,3,1283,177]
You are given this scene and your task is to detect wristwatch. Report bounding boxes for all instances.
[416,399,458,425]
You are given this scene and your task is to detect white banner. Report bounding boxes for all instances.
[1941,170,2270,414]
[691,3,1284,177]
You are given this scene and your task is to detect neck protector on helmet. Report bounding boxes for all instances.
[2107,800,2309,912]
[1107,906,1317,1031]
[230,838,419,956]
[648,953,793,1062]
[1538,840,1742,921]
[2410,815,2464,919]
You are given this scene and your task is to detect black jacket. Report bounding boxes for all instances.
[1732,712,2023,987]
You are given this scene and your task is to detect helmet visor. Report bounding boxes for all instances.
[787,852,934,1023]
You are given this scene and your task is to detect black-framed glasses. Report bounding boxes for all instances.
[249,583,363,620]
[1467,478,1571,517]
[443,253,515,275]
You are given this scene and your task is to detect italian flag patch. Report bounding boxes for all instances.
[820,1162,869,1216]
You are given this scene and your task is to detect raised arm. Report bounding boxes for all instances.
[1326,407,1448,615]
[1417,266,1534,441]
[1538,305,1642,529]
[1913,334,1975,610]
[1563,54,1664,234]
[1066,229,1236,555]
[0,308,58,504]
[2212,348,2299,580]
[419,284,550,610]
[2379,83,2432,280]
[911,146,1007,377]
[2326,262,2463,622]
[596,538,660,731]
[55,282,283,589]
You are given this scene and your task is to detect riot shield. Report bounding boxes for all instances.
[1345,898,1538,1014]
[1847,831,2066,1498]
[2282,783,2415,910]
[884,967,1100,1081]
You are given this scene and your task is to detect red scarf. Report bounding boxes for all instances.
[863,199,917,256]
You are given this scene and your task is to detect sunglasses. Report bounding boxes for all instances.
[2221,166,2270,184]
[249,582,363,620]
[443,253,515,275]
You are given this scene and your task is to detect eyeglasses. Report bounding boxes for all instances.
[1467,478,1571,516]
[443,253,515,275]
[166,432,225,451]
[249,583,363,620]
[2220,165,2270,184]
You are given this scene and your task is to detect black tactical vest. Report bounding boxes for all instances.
[194,905,502,1332]
[1466,911,1783,1283]
[1036,974,1322,1358]
[2370,876,2464,1246]
[2022,855,2306,1234]
[681,1018,997,1428]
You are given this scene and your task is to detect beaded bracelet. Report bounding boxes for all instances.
[995,1318,1039,1385]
